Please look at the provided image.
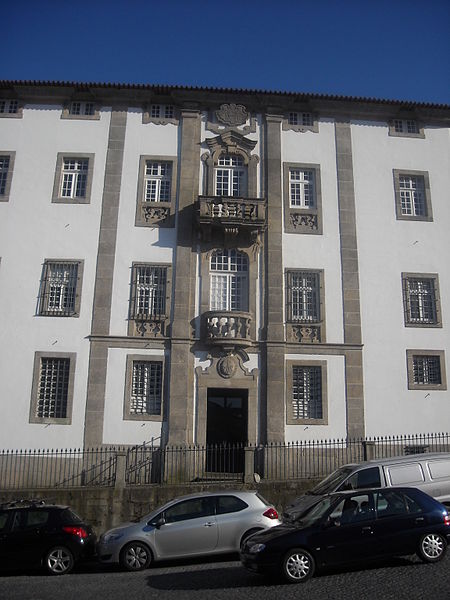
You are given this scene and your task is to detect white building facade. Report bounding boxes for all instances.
[0,82,448,450]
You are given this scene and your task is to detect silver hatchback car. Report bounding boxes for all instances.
[98,490,280,571]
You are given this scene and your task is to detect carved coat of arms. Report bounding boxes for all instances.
[217,355,238,378]
[216,104,248,127]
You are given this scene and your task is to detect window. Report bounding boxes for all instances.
[389,118,424,138]
[406,350,447,391]
[286,361,328,425]
[70,101,95,116]
[0,152,15,201]
[283,163,322,234]
[402,273,441,327]
[143,161,171,203]
[283,111,318,132]
[164,498,215,523]
[130,264,168,320]
[0,99,22,118]
[135,155,177,226]
[210,249,248,311]
[124,355,164,421]
[30,352,76,424]
[216,496,248,514]
[61,100,99,120]
[143,103,178,124]
[289,112,313,126]
[38,260,83,317]
[52,153,95,204]
[393,170,432,221]
[285,270,324,342]
[215,154,247,197]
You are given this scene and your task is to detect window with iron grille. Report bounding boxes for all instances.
[60,158,88,199]
[130,264,167,320]
[143,161,171,202]
[406,350,447,391]
[130,361,162,415]
[292,366,323,420]
[403,274,440,326]
[38,261,82,317]
[36,357,70,419]
[70,101,95,116]
[210,249,248,311]
[286,270,320,322]
[0,156,10,196]
[0,99,18,114]
[289,169,315,208]
[215,154,247,197]
[393,170,432,221]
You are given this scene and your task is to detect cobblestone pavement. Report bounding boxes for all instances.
[1,553,449,600]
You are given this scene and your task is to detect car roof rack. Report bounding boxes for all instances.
[0,498,50,509]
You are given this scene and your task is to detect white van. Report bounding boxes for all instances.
[284,453,450,520]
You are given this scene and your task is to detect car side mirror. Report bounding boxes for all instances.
[149,516,165,529]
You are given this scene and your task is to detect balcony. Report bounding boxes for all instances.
[197,196,266,241]
[204,311,252,350]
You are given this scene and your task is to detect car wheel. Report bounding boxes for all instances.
[282,548,315,583]
[120,542,152,571]
[417,533,447,563]
[45,546,74,575]
[240,528,262,549]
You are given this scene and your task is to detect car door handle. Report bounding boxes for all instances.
[361,526,373,534]
[415,517,425,524]
[203,522,215,527]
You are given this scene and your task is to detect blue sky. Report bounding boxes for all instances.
[4,0,449,104]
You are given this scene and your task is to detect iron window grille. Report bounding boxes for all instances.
[210,249,249,311]
[215,154,247,197]
[38,262,80,316]
[412,355,442,386]
[286,271,320,322]
[130,361,162,415]
[399,175,426,217]
[130,265,167,320]
[0,156,10,196]
[143,161,171,202]
[36,357,70,419]
[288,112,313,127]
[69,101,95,116]
[292,366,323,420]
[60,158,89,199]
[0,99,18,114]
[404,277,437,325]
[289,168,315,208]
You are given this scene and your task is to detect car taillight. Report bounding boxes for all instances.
[263,507,279,520]
[63,526,88,539]
[444,514,450,527]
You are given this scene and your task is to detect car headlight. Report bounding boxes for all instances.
[103,532,124,544]
[249,543,266,553]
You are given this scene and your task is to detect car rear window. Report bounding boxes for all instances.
[255,493,271,506]
[216,496,248,514]
[60,509,83,524]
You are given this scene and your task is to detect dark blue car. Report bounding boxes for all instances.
[240,487,450,583]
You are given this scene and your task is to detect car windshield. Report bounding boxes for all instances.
[296,498,333,527]
[310,467,354,495]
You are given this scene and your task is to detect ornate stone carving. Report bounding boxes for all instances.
[135,319,165,338]
[216,104,248,127]
[217,354,238,378]
[290,213,318,230]
[141,204,170,224]
[291,325,321,343]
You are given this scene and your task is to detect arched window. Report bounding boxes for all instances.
[215,154,247,197]
[210,249,248,311]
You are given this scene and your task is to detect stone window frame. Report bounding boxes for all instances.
[402,272,442,328]
[52,152,95,204]
[282,111,319,133]
[285,269,326,343]
[29,351,76,425]
[61,100,101,121]
[123,354,165,421]
[388,118,425,139]
[283,162,323,234]
[142,103,179,125]
[406,349,447,391]
[135,155,178,228]
[127,262,172,337]
[37,259,84,318]
[286,359,328,425]
[0,151,15,202]
[0,98,23,119]
[393,169,433,222]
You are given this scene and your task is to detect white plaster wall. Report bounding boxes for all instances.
[284,354,347,441]
[109,109,176,336]
[102,348,165,445]
[281,121,345,343]
[0,106,110,448]
[352,121,450,435]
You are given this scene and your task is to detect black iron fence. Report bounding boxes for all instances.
[1,432,449,490]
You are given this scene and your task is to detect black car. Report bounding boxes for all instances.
[0,500,97,575]
[241,487,450,583]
